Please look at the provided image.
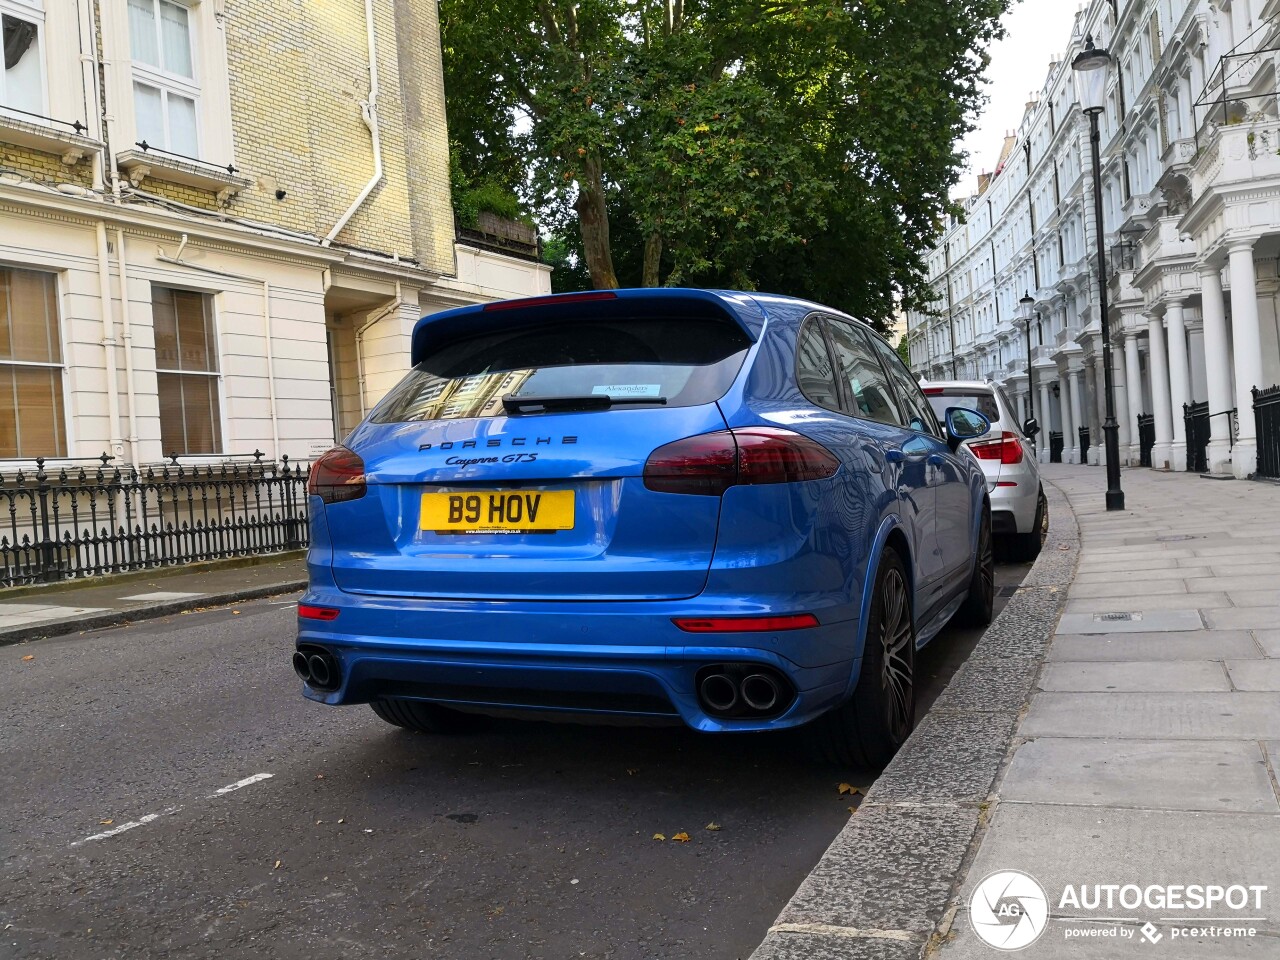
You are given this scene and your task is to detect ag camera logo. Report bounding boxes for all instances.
[970,870,1050,951]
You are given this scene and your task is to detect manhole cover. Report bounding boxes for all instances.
[1157,534,1202,542]
[1095,612,1143,622]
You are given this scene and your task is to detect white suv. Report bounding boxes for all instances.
[922,380,1046,562]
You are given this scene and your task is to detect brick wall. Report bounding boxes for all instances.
[221,0,455,273]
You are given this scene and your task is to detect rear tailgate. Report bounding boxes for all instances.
[325,292,762,602]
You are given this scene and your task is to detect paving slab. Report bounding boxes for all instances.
[1074,557,1183,573]
[1056,609,1205,634]
[1225,590,1280,608]
[1021,692,1280,739]
[1064,593,1230,614]
[1047,633,1262,661]
[960,803,1280,923]
[1187,575,1280,594]
[1066,580,1188,599]
[1074,566,1210,584]
[1226,661,1280,692]
[1000,738,1278,813]
[1206,607,1280,631]
[1038,661,1231,692]
[1256,631,1280,657]
[940,917,1275,959]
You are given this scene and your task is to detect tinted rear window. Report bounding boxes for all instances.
[925,390,1000,424]
[371,317,751,423]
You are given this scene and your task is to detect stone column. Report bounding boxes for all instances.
[1069,368,1086,464]
[1016,391,1027,425]
[1188,324,1208,402]
[1148,315,1175,470]
[1166,299,1191,452]
[1061,371,1077,464]
[1229,240,1264,477]
[1124,332,1144,464]
[1038,378,1053,463]
[1114,333,1132,455]
[1200,265,1234,473]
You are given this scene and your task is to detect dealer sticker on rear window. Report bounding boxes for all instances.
[591,384,663,398]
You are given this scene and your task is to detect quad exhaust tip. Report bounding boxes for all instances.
[695,664,793,719]
[293,646,341,691]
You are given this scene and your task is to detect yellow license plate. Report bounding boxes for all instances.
[420,490,575,533]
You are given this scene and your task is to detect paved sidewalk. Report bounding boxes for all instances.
[0,553,305,645]
[941,465,1280,958]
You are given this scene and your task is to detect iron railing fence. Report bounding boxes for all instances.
[1184,401,1211,473]
[1078,427,1091,465]
[1254,385,1280,480]
[0,452,309,588]
[1137,414,1155,467]
[1049,431,1064,464]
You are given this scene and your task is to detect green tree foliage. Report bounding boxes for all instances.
[896,334,910,368]
[440,0,1010,330]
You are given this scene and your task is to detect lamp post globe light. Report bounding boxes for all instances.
[1072,34,1125,511]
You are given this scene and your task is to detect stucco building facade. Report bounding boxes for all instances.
[0,0,549,467]
[907,0,1280,480]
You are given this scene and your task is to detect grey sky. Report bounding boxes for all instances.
[956,0,1084,195]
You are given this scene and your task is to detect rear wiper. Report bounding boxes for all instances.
[501,394,668,414]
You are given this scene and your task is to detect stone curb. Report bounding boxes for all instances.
[0,579,307,648]
[749,482,1080,960]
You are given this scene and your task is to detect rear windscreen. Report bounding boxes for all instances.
[926,390,1001,425]
[371,317,752,423]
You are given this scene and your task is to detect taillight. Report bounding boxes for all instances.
[673,613,820,632]
[308,446,367,503]
[969,431,1024,465]
[643,428,839,495]
[298,604,340,621]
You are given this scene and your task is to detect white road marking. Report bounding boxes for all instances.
[210,773,273,797]
[70,806,181,847]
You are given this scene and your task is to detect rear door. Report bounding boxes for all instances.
[821,319,945,601]
[326,311,752,601]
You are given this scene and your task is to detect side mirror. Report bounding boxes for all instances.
[944,407,992,452]
[1023,417,1041,438]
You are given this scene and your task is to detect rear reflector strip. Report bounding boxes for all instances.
[298,604,340,621]
[483,291,618,311]
[673,613,820,633]
[996,481,1019,487]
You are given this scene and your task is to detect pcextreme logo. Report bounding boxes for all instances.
[970,870,1050,951]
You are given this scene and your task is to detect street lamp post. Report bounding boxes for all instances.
[1073,35,1125,511]
[1019,292,1036,425]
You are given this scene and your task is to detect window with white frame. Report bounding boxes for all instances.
[128,0,199,157]
[153,286,221,456]
[1,0,44,117]
[0,265,65,458]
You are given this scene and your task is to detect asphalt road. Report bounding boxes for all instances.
[0,558,1030,960]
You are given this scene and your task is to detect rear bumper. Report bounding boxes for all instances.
[990,477,1040,535]
[295,587,861,733]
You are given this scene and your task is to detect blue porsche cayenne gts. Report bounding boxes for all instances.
[295,289,994,767]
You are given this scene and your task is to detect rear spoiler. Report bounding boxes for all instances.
[409,288,768,367]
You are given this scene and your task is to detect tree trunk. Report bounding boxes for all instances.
[574,157,618,289]
[642,231,663,287]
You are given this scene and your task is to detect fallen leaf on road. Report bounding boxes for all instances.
[99,819,113,825]
[232,610,241,615]
[651,833,666,841]
[21,655,34,661]
[705,822,721,831]
[274,860,281,869]
[338,818,345,824]
[671,832,691,843]
[626,768,639,775]
[848,806,857,815]
[838,783,854,795]
[315,774,325,779]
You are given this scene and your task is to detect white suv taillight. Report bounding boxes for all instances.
[969,431,1025,465]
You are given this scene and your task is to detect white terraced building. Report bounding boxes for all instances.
[907,0,1280,480]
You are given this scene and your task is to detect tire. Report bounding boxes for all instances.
[804,548,916,769]
[958,504,995,627]
[369,698,485,734]
[1013,490,1047,563]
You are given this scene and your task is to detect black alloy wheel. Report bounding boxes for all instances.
[958,504,995,627]
[804,548,916,769]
